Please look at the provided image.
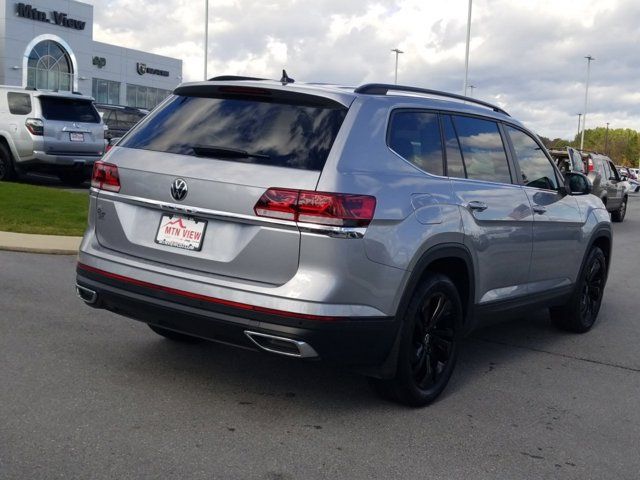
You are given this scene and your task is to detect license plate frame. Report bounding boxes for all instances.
[155,214,207,251]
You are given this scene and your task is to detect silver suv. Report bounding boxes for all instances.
[0,87,106,185]
[551,148,628,221]
[76,78,612,406]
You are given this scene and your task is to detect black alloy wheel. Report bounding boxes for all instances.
[411,292,456,391]
[550,246,607,333]
[370,273,462,407]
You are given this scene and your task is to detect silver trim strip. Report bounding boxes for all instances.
[244,331,319,358]
[96,190,367,237]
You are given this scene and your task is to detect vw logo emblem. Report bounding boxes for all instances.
[170,178,188,201]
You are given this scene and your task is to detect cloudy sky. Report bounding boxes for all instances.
[84,0,639,139]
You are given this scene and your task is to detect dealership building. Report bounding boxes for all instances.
[0,0,182,108]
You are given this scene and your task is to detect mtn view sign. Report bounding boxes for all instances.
[16,3,86,30]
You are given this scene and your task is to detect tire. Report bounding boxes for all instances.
[57,170,88,186]
[550,246,607,333]
[370,273,463,407]
[0,143,17,181]
[611,196,627,222]
[148,324,203,343]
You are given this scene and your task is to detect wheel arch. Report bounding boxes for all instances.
[371,243,476,379]
[0,132,19,161]
[588,228,612,277]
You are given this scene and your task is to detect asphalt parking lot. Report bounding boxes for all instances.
[1,195,639,480]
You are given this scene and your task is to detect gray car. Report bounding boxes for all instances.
[0,86,106,185]
[76,78,612,406]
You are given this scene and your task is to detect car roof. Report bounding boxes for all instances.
[0,85,94,101]
[174,77,515,124]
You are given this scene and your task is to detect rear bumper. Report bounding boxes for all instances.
[28,150,103,167]
[76,264,399,367]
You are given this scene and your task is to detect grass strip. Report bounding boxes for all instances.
[0,182,88,236]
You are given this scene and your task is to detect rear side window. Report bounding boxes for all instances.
[7,93,31,115]
[39,97,100,123]
[506,126,558,190]
[452,116,512,184]
[388,111,443,175]
[442,116,465,178]
[121,95,347,171]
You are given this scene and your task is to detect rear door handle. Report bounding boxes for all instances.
[532,205,547,214]
[467,201,488,212]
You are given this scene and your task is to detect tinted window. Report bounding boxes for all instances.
[607,161,619,181]
[121,95,347,171]
[453,116,511,183]
[442,116,465,178]
[506,127,558,190]
[388,111,443,175]
[7,93,31,115]
[39,97,100,123]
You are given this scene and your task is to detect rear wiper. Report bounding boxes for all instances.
[192,145,270,160]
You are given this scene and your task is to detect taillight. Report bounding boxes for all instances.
[254,188,298,220]
[588,159,594,172]
[25,118,44,135]
[105,144,113,154]
[91,161,120,192]
[254,188,376,227]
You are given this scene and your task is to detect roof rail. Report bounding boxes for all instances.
[208,75,269,82]
[354,83,510,116]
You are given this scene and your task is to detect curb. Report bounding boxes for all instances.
[0,231,82,255]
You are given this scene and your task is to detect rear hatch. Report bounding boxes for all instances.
[94,83,351,285]
[38,95,105,156]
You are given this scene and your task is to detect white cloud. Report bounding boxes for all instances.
[83,0,639,139]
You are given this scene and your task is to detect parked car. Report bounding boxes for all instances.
[0,86,106,184]
[618,166,640,193]
[76,77,612,406]
[549,148,628,221]
[94,104,148,141]
[617,165,638,181]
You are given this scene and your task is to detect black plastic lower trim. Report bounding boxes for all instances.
[76,271,398,367]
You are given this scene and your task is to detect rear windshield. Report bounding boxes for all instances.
[39,97,101,123]
[120,95,348,171]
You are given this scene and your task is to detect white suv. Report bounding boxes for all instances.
[0,86,106,184]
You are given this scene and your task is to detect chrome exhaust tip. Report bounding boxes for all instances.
[76,284,98,305]
[244,331,319,359]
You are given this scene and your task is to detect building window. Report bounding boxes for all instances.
[92,78,121,105]
[126,84,171,109]
[27,40,73,91]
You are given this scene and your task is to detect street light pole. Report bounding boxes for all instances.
[604,122,610,154]
[204,0,209,80]
[391,48,404,84]
[463,0,473,96]
[469,85,475,98]
[576,113,582,146]
[580,55,595,150]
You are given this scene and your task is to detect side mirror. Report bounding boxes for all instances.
[564,172,592,195]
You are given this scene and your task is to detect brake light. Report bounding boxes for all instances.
[254,188,376,227]
[91,161,120,192]
[25,118,44,135]
[588,159,594,172]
